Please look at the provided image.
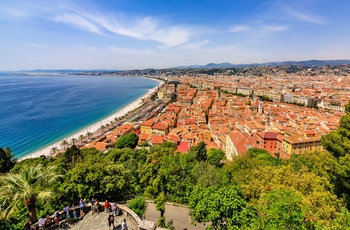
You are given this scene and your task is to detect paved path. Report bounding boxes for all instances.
[144,202,207,230]
[65,212,138,230]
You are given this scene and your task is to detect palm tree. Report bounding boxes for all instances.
[100,125,106,133]
[79,134,85,144]
[87,132,93,140]
[60,139,68,151]
[50,147,58,155]
[0,164,62,223]
[71,138,77,146]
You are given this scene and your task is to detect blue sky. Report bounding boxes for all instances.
[1,0,349,70]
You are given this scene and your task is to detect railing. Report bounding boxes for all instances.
[117,204,142,226]
[29,202,143,229]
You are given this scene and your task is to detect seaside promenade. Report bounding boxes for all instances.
[20,79,164,160]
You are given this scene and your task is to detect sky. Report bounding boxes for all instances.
[1,0,350,70]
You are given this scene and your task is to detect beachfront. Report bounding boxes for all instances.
[20,78,163,160]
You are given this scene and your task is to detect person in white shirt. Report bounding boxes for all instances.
[38,216,46,230]
[121,218,128,230]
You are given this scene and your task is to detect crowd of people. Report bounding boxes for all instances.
[24,198,125,230]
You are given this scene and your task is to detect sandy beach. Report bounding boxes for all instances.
[20,77,163,161]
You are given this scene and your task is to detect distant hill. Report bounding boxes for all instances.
[173,60,350,69]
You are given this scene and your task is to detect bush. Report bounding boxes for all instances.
[127,197,146,218]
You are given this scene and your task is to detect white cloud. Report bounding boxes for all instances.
[55,14,102,34]
[74,46,98,50]
[53,6,191,47]
[288,10,328,25]
[108,46,153,54]
[229,25,250,33]
[25,43,50,48]
[262,25,289,32]
[177,40,210,50]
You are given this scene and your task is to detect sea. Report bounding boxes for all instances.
[0,73,158,158]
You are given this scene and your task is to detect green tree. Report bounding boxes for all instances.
[62,152,134,202]
[190,141,207,162]
[189,185,251,229]
[115,133,139,149]
[128,196,146,218]
[241,165,341,224]
[0,147,16,174]
[64,145,83,168]
[155,192,166,222]
[250,189,313,230]
[60,139,68,151]
[322,100,350,158]
[0,164,62,223]
[206,148,225,168]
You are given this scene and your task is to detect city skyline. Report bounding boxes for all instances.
[1,0,350,71]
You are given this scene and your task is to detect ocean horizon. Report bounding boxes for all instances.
[0,73,158,158]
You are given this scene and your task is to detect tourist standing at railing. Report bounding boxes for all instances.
[111,203,117,216]
[45,215,54,229]
[53,210,59,224]
[64,205,70,219]
[79,198,85,217]
[90,198,95,212]
[38,216,45,230]
[95,199,100,214]
[104,200,110,214]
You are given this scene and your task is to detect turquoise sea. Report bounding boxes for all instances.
[0,74,158,158]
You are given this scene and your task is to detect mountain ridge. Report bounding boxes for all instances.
[173,59,350,69]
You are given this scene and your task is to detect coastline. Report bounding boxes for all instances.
[20,77,163,161]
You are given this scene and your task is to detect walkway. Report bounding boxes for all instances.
[67,212,138,230]
[144,201,207,230]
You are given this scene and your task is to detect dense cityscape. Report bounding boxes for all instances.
[84,64,350,161]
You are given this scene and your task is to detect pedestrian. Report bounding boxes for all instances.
[90,198,95,214]
[79,198,85,217]
[111,203,117,216]
[107,214,115,230]
[95,199,100,214]
[121,218,128,230]
[64,205,70,219]
[53,210,59,224]
[38,216,46,230]
[73,210,78,219]
[104,200,110,214]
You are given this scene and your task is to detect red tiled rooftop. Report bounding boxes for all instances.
[176,141,191,153]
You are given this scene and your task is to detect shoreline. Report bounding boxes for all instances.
[20,77,163,161]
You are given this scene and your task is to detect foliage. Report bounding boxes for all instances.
[322,101,350,158]
[63,145,83,168]
[241,164,341,224]
[189,141,207,162]
[249,189,313,230]
[189,185,251,229]
[206,148,225,168]
[128,196,146,218]
[155,192,166,218]
[0,147,16,174]
[115,133,139,149]
[0,164,62,223]
[61,152,134,203]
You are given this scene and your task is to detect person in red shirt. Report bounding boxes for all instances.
[104,200,110,214]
